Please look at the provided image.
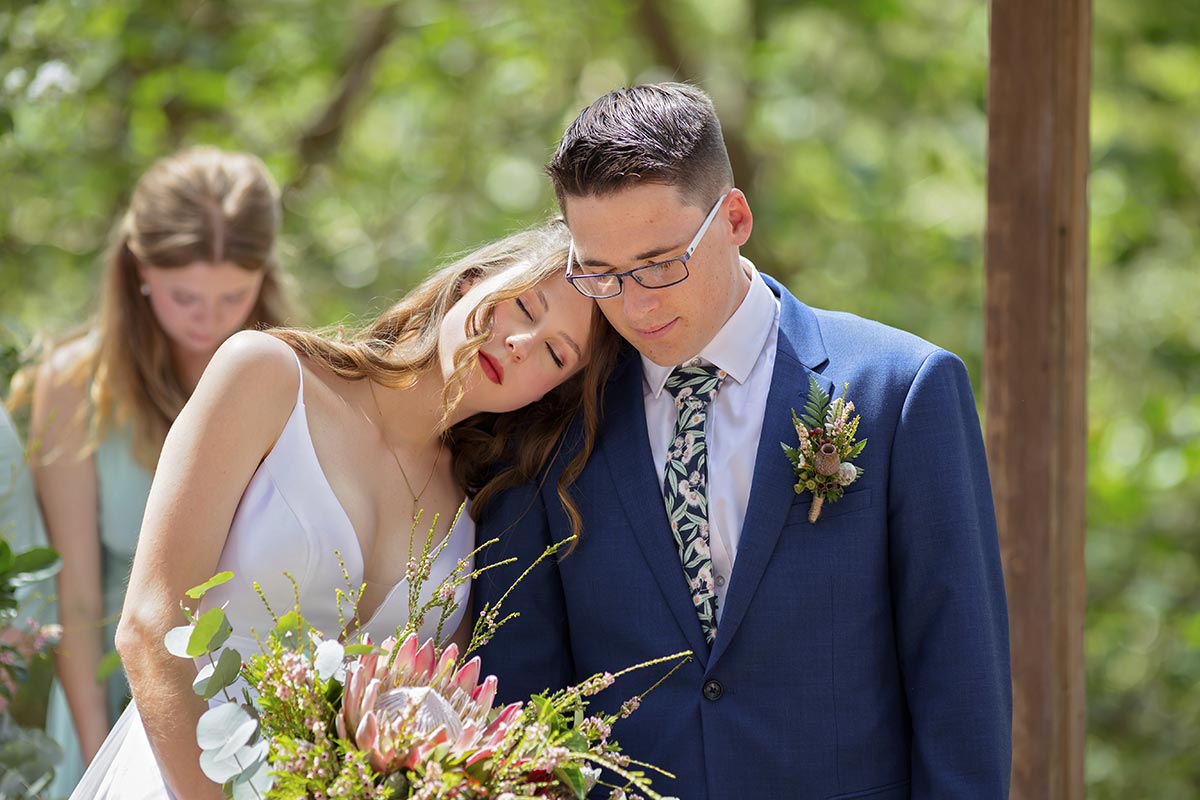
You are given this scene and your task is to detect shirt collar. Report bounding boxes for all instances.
[644,257,779,398]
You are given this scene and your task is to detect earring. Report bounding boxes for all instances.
[139,283,151,296]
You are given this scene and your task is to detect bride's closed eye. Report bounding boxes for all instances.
[515,297,565,369]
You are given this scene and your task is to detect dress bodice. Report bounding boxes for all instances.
[197,353,475,654]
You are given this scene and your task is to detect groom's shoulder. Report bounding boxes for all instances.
[810,306,940,366]
[768,277,968,396]
[766,274,941,366]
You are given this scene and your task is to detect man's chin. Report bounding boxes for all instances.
[636,344,699,367]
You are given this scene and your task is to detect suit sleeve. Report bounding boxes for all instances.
[472,477,575,704]
[887,349,1012,797]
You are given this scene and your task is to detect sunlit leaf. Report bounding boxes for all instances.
[164,625,195,659]
[188,608,233,657]
[185,572,235,600]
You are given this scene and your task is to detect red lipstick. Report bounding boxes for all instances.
[479,351,504,384]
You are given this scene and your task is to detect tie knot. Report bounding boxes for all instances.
[665,363,726,405]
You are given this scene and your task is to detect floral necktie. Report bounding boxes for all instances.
[662,363,727,645]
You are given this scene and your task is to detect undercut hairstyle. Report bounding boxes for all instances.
[547,82,734,212]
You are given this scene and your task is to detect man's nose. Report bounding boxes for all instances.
[621,278,659,316]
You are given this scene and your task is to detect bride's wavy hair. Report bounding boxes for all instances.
[270,219,622,542]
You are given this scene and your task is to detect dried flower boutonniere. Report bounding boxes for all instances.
[782,377,867,523]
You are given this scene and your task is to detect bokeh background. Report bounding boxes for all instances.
[1,1,1196,796]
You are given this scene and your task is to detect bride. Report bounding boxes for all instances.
[71,220,621,799]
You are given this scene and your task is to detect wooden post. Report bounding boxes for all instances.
[985,0,1090,797]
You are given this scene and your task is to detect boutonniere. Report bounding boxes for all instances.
[782,377,867,523]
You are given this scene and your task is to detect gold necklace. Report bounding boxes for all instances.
[367,379,444,522]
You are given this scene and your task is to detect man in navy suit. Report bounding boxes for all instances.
[475,83,1011,799]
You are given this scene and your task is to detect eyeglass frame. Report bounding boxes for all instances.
[565,190,731,299]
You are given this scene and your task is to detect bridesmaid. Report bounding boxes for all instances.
[14,146,293,794]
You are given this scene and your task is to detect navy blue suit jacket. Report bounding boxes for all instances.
[474,275,1011,799]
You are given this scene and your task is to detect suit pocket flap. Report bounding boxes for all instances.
[785,486,873,525]
[826,778,910,799]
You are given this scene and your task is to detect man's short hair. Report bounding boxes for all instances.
[547,83,734,211]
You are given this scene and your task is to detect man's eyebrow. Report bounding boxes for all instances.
[579,239,688,269]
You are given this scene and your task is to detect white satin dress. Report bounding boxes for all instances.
[70,353,475,800]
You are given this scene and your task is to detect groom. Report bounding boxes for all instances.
[474,83,1011,799]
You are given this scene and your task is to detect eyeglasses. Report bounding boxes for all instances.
[566,191,730,299]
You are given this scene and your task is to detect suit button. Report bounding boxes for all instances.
[703,679,723,701]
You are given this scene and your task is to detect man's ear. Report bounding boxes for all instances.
[726,189,753,247]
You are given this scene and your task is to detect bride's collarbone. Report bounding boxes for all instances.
[299,367,461,560]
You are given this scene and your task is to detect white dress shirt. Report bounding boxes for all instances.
[643,258,780,622]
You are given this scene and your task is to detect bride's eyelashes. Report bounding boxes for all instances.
[515,296,533,320]
[514,297,566,369]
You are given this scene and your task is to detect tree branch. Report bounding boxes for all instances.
[635,0,764,265]
[288,3,401,194]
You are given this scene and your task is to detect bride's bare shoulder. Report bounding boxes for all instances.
[183,331,303,429]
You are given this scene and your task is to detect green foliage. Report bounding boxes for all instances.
[1083,1,1200,796]
[0,0,1195,793]
[800,376,831,431]
[0,540,61,795]
[0,541,59,624]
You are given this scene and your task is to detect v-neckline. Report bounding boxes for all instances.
[278,392,465,633]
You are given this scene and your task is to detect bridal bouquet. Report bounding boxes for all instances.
[170,514,686,800]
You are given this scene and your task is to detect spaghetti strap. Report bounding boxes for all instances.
[289,348,305,406]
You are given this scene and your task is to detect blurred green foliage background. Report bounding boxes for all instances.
[0,0,1196,796]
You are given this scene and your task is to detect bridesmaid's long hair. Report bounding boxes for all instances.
[10,146,292,470]
[271,220,623,542]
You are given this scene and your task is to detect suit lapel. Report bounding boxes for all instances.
[601,351,712,665]
[709,280,833,668]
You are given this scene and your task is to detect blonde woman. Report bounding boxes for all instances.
[17,146,292,793]
[68,219,620,798]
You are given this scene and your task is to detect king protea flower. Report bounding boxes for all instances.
[335,633,522,775]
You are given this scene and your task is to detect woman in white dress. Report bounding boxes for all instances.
[71,219,621,799]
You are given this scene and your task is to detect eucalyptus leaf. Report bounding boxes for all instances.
[193,662,216,696]
[199,742,252,784]
[188,607,233,657]
[164,625,195,658]
[204,647,244,701]
[211,715,260,762]
[196,701,254,750]
[237,738,269,770]
[231,754,275,799]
